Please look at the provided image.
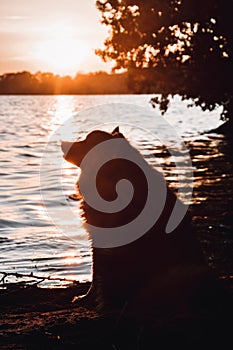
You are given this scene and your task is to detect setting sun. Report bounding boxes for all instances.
[0,1,113,75]
[35,38,90,74]
[33,22,90,75]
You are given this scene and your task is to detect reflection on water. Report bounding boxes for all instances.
[187,135,233,275]
[47,96,77,136]
[1,95,230,286]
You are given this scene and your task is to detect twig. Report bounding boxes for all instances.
[0,271,79,287]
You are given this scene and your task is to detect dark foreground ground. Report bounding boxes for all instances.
[1,134,233,349]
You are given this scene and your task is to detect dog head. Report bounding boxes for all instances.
[61,126,124,167]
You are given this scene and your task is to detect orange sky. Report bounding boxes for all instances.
[0,0,113,76]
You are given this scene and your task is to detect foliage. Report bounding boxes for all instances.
[0,71,129,95]
[96,0,233,121]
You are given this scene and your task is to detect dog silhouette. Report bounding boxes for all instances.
[62,127,221,320]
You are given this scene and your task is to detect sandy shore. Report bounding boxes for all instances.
[1,134,233,349]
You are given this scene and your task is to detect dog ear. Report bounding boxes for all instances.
[112,126,125,139]
[112,126,120,135]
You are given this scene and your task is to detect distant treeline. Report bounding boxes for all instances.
[0,71,131,95]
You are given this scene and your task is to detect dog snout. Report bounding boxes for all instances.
[61,141,73,157]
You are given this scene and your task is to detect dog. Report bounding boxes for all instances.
[61,127,222,320]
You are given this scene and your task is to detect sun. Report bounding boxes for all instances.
[35,38,90,74]
[33,22,90,75]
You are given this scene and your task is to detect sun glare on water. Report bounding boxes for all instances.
[34,22,90,75]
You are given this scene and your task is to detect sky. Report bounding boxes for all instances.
[0,0,113,76]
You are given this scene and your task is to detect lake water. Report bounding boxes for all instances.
[0,95,223,287]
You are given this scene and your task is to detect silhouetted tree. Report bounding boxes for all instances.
[96,0,233,132]
[0,71,38,94]
[35,72,58,94]
[0,71,129,95]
